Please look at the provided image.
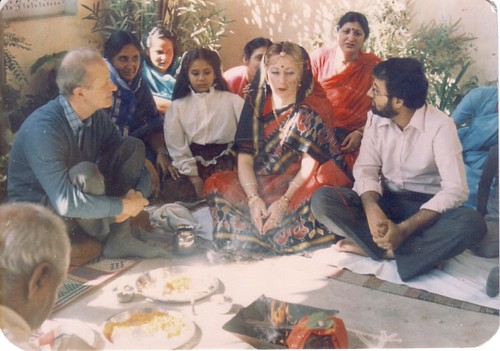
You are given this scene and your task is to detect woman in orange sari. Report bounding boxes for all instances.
[310,11,380,170]
[204,42,352,254]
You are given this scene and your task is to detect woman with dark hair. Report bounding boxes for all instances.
[163,48,244,201]
[205,42,351,254]
[104,30,173,188]
[143,26,180,114]
[224,37,273,97]
[310,11,381,171]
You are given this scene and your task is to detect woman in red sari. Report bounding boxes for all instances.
[310,11,381,170]
[204,42,352,254]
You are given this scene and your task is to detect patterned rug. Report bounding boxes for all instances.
[53,256,141,312]
[328,267,499,315]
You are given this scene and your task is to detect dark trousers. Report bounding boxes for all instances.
[68,137,149,241]
[311,186,486,281]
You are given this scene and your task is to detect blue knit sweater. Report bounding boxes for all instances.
[7,97,149,219]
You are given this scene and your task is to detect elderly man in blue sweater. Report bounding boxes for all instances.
[7,47,169,260]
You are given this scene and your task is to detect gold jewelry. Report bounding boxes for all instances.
[272,101,294,134]
[272,106,285,134]
[248,193,260,204]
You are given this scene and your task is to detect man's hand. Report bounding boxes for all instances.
[361,192,388,238]
[372,219,405,251]
[116,189,149,223]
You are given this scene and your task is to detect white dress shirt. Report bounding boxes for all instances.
[353,104,468,213]
[164,88,244,176]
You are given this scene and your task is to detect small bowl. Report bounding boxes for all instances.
[113,284,135,303]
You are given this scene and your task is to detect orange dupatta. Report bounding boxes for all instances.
[320,50,381,131]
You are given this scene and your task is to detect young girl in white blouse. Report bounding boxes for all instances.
[163,48,244,202]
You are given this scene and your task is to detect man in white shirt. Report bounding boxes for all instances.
[311,58,486,281]
[0,203,94,350]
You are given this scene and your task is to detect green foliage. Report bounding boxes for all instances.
[404,19,478,113]
[3,29,31,86]
[82,0,156,40]
[161,0,233,52]
[82,0,233,53]
[321,0,478,115]
[366,0,412,60]
[1,28,31,201]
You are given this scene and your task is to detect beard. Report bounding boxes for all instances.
[372,101,398,119]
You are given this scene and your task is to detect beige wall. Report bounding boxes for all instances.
[3,0,499,86]
[216,0,498,85]
[4,0,101,89]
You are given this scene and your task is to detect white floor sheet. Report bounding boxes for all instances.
[311,246,500,310]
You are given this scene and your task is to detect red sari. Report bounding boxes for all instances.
[205,44,354,254]
[204,94,352,253]
[311,46,381,169]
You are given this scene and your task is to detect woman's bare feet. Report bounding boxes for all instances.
[334,238,395,259]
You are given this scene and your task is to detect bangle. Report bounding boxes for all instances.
[289,181,300,189]
[277,195,290,214]
[353,130,363,137]
[281,195,290,207]
[247,193,260,203]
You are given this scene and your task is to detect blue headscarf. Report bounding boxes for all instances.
[142,61,176,101]
[106,58,144,135]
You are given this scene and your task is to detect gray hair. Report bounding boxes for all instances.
[0,203,70,278]
[56,47,104,97]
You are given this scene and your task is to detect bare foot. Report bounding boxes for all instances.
[334,239,369,257]
[335,239,395,260]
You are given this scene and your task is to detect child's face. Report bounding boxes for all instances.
[188,59,215,93]
[148,37,174,74]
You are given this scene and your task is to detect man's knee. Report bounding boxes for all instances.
[119,136,146,160]
[312,186,357,220]
[445,207,487,246]
[69,162,105,195]
[311,187,330,218]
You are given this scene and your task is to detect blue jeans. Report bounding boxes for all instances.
[311,186,486,281]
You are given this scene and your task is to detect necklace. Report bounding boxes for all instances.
[271,101,294,135]
[272,106,285,134]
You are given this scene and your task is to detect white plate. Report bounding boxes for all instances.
[103,308,195,350]
[135,266,219,302]
[36,318,99,349]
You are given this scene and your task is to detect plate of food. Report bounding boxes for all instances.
[135,266,219,302]
[103,308,195,350]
